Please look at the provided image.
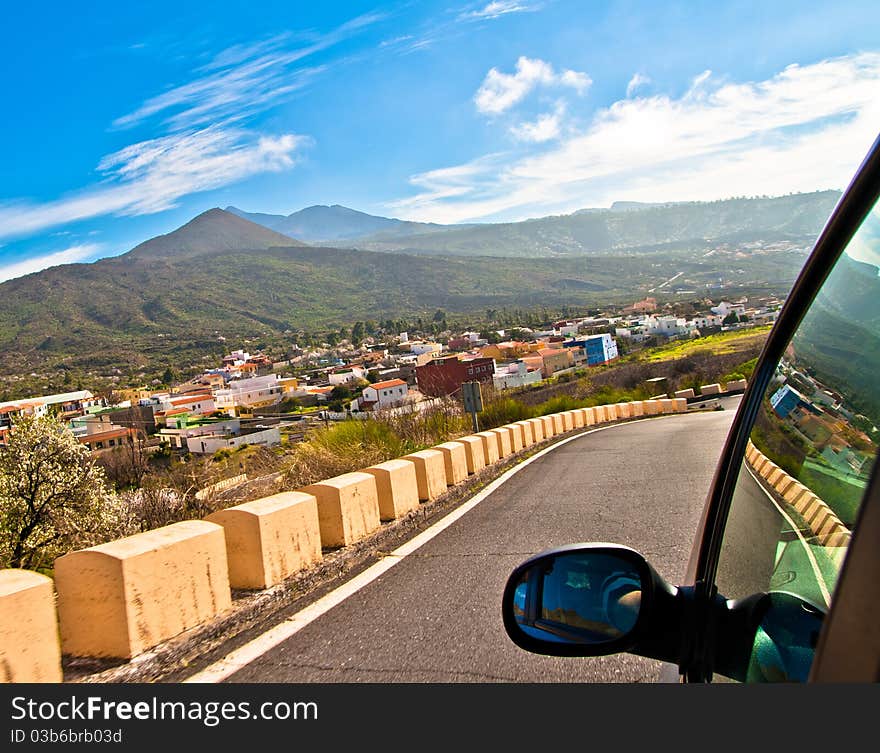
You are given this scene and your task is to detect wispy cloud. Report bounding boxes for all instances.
[510,102,566,142]
[1,12,388,244]
[114,12,385,131]
[626,72,650,97]
[0,243,103,283]
[392,53,880,223]
[459,2,541,21]
[475,56,591,115]
[0,128,309,240]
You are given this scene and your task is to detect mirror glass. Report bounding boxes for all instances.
[511,551,643,645]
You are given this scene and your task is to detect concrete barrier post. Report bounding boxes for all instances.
[527,418,545,442]
[674,388,696,399]
[488,427,513,458]
[615,403,631,419]
[476,431,500,464]
[302,472,381,548]
[660,399,675,414]
[540,416,555,438]
[700,383,722,396]
[456,435,487,474]
[571,410,585,428]
[0,570,63,682]
[674,398,687,413]
[433,442,469,486]
[581,408,596,426]
[503,424,524,453]
[206,492,322,590]
[513,421,534,447]
[402,450,448,501]
[630,402,644,417]
[54,521,232,659]
[362,459,421,521]
[551,414,565,434]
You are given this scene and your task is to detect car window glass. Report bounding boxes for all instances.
[713,196,880,682]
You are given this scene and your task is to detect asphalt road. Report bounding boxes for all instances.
[215,402,740,683]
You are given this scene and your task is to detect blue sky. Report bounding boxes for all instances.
[1,0,879,282]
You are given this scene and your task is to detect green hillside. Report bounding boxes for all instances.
[351,191,841,256]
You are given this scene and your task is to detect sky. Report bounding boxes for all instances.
[1,0,879,282]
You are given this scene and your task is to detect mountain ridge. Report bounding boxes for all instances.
[127,208,307,260]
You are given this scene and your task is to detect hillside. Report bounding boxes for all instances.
[0,193,830,392]
[351,191,842,256]
[0,229,804,386]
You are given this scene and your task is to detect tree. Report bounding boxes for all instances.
[330,384,352,401]
[0,415,118,570]
[97,430,151,490]
[351,321,365,345]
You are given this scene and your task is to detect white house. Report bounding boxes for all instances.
[213,374,284,414]
[157,393,216,416]
[493,361,543,390]
[710,301,746,319]
[187,426,280,454]
[645,315,688,338]
[409,342,444,357]
[689,314,724,330]
[328,366,366,385]
[357,378,409,410]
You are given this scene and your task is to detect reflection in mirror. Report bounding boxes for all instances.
[512,552,643,645]
[747,592,824,683]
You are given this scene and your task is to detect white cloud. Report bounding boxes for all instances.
[626,73,650,97]
[113,12,384,131]
[510,103,565,142]
[461,2,539,21]
[0,243,102,283]
[0,128,309,240]
[474,56,591,114]
[392,53,880,224]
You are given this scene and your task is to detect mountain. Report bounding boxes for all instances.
[225,204,452,243]
[0,191,834,392]
[128,208,306,259]
[350,191,843,257]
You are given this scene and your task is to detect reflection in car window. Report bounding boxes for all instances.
[714,197,880,682]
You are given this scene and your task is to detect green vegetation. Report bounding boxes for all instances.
[638,326,772,363]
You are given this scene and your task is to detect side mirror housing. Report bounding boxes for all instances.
[501,543,683,664]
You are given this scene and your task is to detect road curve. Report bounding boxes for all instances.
[205,403,739,683]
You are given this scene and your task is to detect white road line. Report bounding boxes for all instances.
[184,421,640,683]
[746,466,832,607]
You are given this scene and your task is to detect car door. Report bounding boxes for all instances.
[684,133,880,682]
[500,135,880,682]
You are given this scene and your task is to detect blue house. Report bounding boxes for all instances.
[566,334,619,366]
[770,384,810,419]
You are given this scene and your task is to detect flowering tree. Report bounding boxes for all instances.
[0,414,117,570]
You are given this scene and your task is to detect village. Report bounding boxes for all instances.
[0,296,783,459]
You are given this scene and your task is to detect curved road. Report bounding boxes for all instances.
[189,402,740,683]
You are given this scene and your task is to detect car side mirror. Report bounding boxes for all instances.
[501,543,682,661]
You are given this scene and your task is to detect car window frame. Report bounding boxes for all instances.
[681,132,880,682]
